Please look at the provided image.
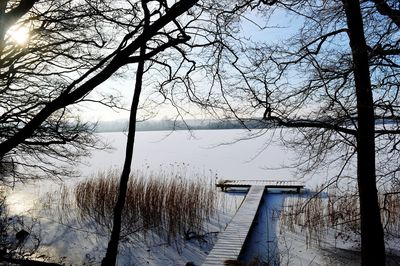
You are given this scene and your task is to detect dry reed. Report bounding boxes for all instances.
[73,169,218,245]
[280,186,400,247]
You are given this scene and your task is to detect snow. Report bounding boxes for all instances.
[80,130,305,183]
[4,129,398,265]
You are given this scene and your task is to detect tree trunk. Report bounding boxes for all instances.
[342,1,385,265]
[101,36,148,266]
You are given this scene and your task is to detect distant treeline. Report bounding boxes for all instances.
[94,118,400,133]
[94,119,269,132]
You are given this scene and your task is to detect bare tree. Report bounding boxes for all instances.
[0,0,198,182]
[156,1,400,265]
[0,0,117,181]
[100,0,205,263]
[5,1,398,265]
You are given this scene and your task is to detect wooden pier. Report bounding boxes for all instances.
[203,180,305,265]
[203,185,265,266]
[216,179,305,193]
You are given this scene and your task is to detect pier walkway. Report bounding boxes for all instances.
[203,185,265,265]
[203,180,304,265]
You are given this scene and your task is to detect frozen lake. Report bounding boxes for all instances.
[7,128,345,218]
[4,129,364,265]
[80,129,325,185]
[8,130,310,216]
[8,128,335,215]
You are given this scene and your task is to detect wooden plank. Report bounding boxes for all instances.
[203,186,265,266]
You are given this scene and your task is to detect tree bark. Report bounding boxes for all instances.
[342,0,385,265]
[101,1,152,264]
[101,49,146,265]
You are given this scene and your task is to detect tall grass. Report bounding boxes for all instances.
[72,169,218,246]
[280,186,400,246]
[380,191,400,237]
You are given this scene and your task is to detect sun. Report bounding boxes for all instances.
[7,25,30,45]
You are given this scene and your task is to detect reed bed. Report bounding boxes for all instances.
[72,169,218,245]
[381,191,400,237]
[280,187,400,247]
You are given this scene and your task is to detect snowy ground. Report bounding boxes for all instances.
[240,191,400,266]
[4,130,400,265]
[4,180,244,265]
[5,183,400,265]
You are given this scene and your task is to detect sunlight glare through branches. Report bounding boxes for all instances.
[7,25,30,45]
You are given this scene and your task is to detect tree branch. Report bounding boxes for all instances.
[0,0,198,158]
[4,0,38,28]
[267,116,357,135]
[371,0,400,28]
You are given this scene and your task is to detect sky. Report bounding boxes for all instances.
[76,6,301,123]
